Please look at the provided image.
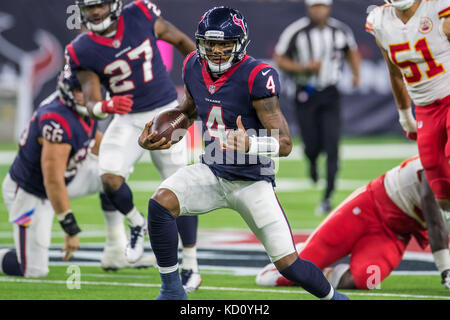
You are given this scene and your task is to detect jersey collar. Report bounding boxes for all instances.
[201,55,249,95]
[87,16,125,49]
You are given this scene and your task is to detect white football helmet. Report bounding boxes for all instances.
[384,0,416,10]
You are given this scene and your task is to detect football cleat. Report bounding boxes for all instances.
[101,246,156,271]
[255,263,296,287]
[125,222,147,264]
[315,198,332,216]
[181,269,202,292]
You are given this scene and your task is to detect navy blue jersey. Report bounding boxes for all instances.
[183,52,281,184]
[66,0,177,113]
[9,97,97,198]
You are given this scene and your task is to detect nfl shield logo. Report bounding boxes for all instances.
[209,85,216,94]
[113,40,121,48]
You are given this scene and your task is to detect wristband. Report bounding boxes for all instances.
[432,249,450,274]
[247,135,280,157]
[92,102,108,119]
[397,108,415,125]
[58,211,81,236]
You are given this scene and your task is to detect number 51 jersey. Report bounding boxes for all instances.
[66,0,177,113]
[366,0,450,106]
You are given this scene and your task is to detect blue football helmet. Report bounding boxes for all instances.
[57,65,82,110]
[75,0,123,33]
[195,6,250,74]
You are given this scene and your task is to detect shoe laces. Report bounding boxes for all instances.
[129,225,143,248]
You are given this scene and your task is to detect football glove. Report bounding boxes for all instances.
[442,269,450,290]
[398,108,417,140]
[101,95,133,114]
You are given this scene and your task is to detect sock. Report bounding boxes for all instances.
[103,182,135,215]
[181,246,198,272]
[157,268,187,300]
[279,258,332,299]
[0,249,24,276]
[177,216,198,246]
[148,199,179,268]
[100,193,127,247]
[323,263,350,288]
[125,207,145,227]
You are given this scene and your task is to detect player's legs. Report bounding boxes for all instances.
[256,185,372,289]
[296,91,321,184]
[349,231,406,290]
[98,113,147,263]
[229,179,346,300]
[148,163,227,299]
[415,102,450,207]
[1,175,53,277]
[319,86,340,212]
[149,133,200,290]
[67,152,155,269]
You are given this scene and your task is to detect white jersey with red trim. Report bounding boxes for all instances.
[366,0,450,106]
[383,156,425,227]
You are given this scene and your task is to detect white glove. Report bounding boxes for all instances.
[398,108,417,140]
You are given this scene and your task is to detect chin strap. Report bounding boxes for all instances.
[384,0,416,10]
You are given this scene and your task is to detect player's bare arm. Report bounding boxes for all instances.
[154,16,196,56]
[40,140,80,261]
[253,96,292,157]
[443,16,450,41]
[224,96,292,157]
[139,86,196,151]
[419,170,450,289]
[378,39,416,139]
[76,70,133,120]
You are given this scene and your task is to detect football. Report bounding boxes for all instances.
[149,108,189,144]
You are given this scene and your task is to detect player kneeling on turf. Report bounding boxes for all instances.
[0,67,155,277]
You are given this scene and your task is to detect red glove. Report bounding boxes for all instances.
[101,95,133,114]
[403,129,417,141]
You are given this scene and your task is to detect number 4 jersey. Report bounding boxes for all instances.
[366,0,450,106]
[66,0,177,113]
[183,52,281,185]
[9,97,97,199]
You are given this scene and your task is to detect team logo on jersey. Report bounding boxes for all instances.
[112,39,121,48]
[419,17,433,34]
[209,85,216,94]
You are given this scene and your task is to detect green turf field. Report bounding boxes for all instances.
[0,137,449,300]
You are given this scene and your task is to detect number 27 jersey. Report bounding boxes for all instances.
[66,0,177,113]
[366,0,450,106]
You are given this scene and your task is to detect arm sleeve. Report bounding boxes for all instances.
[249,66,281,100]
[38,113,72,144]
[438,0,450,19]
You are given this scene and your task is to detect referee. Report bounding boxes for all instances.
[274,0,360,215]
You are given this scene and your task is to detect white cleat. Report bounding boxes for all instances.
[125,222,147,264]
[255,263,281,287]
[101,246,156,271]
[181,269,202,293]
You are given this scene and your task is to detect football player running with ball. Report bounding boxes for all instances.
[365,0,450,227]
[66,0,201,291]
[139,6,349,300]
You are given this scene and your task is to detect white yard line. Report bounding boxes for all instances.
[0,276,448,300]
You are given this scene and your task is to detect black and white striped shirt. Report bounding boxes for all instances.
[275,17,357,90]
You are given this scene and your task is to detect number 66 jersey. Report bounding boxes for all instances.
[365,0,450,106]
[66,0,177,113]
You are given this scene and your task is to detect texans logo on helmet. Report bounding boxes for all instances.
[232,14,246,33]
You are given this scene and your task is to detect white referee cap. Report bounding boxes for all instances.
[305,0,333,6]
